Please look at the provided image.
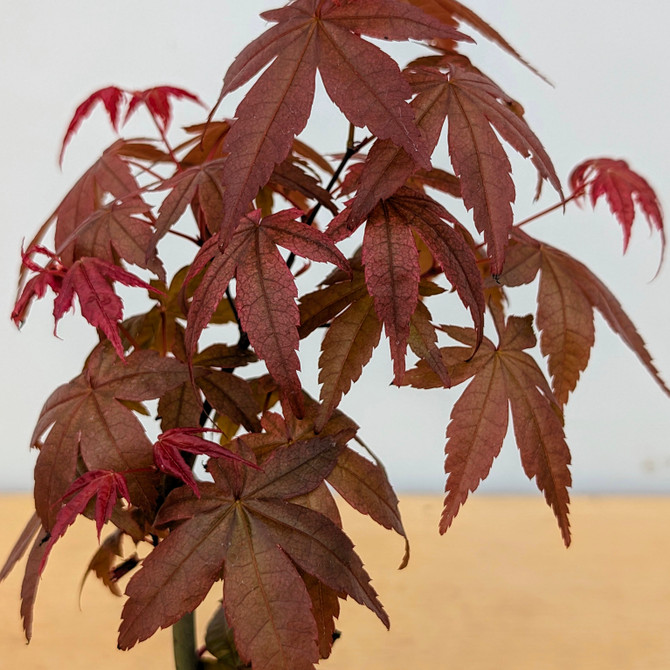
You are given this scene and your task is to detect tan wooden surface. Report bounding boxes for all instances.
[1,494,669,669]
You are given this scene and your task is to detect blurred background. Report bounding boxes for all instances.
[1,0,669,495]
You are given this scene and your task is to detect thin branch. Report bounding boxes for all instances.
[514,188,585,229]
[286,126,372,270]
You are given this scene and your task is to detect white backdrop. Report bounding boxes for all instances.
[1,1,668,493]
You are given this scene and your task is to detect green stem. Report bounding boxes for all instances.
[173,611,199,670]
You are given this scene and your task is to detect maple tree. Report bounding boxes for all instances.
[2,1,668,669]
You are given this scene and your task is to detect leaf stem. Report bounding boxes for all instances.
[147,112,183,170]
[226,286,250,351]
[172,611,199,670]
[286,127,372,270]
[513,187,585,229]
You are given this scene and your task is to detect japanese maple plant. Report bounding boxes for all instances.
[2,1,668,669]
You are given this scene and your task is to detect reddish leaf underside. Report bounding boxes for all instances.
[498,232,670,402]
[439,317,571,545]
[186,209,348,417]
[362,203,421,382]
[119,436,387,670]
[31,345,189,529]
[441,65,562,274]
[212,0,471,244]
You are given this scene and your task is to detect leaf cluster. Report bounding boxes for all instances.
[3,2,668,669]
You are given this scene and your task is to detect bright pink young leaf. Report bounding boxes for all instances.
[59,86,125,165]
[153,427,259,497]
[125,86,204,131]
[53,256,157,359]
[59,85,203,164]
[12,246,66,327]
[569,158,665,258]
[39,470,131,574]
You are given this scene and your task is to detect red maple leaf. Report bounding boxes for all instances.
[495,230,670,406]
[153,427,259,497]
[30,343,189,530]
[59,85,202,164]
[52,256,156,359]
[185,208,349,418]
[11,246,66,327]
[569,157,665,258]
[329,187,484,382]
[124,86,203,131]
[39,469,131,574]
[439,63,563,275]
[209,0,472,245]
[118,435,388,669]
[15,237,159,362]
[404,315,572,546]
[59,87,126,165]
[401,0,550,82]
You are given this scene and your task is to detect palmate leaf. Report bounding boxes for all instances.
[185,209,349,418]
[30,343,189,529]
[13,246,159,360]
[497,231,670,405]
[329,188,484,382]
[405,316,572,545]
[118,436,388,670]
[442,64,563,275]
[55,143,145,268]
[147,159,227,256]
[60,85,202,164]
[153,427,259,496]
[402,0,550,82]
[53,257,157,359]
[570,158,665,258]
[38,469,131,575]
[68,199,165,280]
[240,403,410,568]
[210,0,471,244]
[388,62,561,275]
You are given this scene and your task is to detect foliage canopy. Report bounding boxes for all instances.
[3,1,667,668]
